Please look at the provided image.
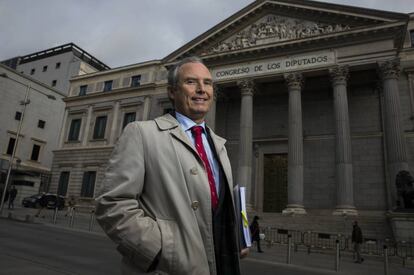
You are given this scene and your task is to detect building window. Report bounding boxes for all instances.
[30,144,41,161]
[43,65,48,72]
[68,119,81,141]
[52,80,57,87]
[131,75,141,87]
[79,85,88,96]
[30,68,35,75]
[122,112,136,129]
[81,171,96,198]
[38,120,46,129]
[93,116,107,139]
[57,171,70,196]
[56,62,61,69]
[103,80,113,92]
[6,138,16,155]
[15,111,22,121]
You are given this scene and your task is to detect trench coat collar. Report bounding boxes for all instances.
[154,113,227,156]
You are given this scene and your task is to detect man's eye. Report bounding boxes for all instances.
[185,79,197,85]
[204,81,213,86]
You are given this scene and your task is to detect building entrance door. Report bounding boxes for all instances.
[263,154,288,213]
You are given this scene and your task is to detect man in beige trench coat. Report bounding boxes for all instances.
[96,57,248,275]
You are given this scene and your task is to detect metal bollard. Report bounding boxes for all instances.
[69,207,76,228]
[52,207,58,224]
[88,210,95,231]
[335,240,340,272]
[287,234,292,264]
[383,245,389,275]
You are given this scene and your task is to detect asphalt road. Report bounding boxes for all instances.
[0,219,121,275]
[0,218,340,275]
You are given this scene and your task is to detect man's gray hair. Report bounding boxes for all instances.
[167,56,206,88]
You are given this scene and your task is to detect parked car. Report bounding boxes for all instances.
[22,193,65,210]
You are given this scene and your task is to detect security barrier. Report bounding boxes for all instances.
[261,226,412,260]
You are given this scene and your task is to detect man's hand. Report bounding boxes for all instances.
[240,248,249,259]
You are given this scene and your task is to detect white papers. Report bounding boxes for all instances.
[239,187,252,247]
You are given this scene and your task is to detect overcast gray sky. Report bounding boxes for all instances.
[0,0,413,68]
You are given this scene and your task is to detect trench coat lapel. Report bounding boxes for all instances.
[154,113,199,157]
[206,127,233,197]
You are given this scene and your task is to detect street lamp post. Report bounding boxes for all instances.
[0,72,56,215]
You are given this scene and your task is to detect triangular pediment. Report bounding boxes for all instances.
[163,0,408,64]
[202,14,352,55]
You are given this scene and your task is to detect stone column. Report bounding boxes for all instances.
[58,108,68,148]
[82,105,93,146]
[283,73,306,215]
[205,84,219,131]
[330,66,357,216]
[236,79,255,206]
[142,96,152,121]
[378,58,409,209]
[109,101,120,144]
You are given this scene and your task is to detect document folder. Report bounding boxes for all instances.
[234,185,251,248]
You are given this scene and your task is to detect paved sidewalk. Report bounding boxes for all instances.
[2,206,414,275]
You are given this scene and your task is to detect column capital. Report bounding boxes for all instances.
[237,79,255,96]
[329,65,349,86]
[284,73,303,90]
[378,58,401,80]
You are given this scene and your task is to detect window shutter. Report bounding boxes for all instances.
[113,78,120,89]
[95,82,104,92]
[122,77,130,87]
[86,84,94,93]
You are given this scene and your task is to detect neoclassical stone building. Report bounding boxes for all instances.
[50,0,414,239]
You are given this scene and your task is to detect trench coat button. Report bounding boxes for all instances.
[191,201,199,210]
[190,167,198,175]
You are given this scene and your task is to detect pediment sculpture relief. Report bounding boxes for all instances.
[203,15,350,55]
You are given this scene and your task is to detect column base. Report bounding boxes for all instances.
[282,205,307,216]
[332,207,358,216]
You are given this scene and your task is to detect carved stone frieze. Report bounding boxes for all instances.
[378,59,401,80]
[203,14,350,55]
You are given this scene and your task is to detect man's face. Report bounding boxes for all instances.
[168,62,214,123]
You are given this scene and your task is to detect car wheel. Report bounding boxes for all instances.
[35,202,41,209]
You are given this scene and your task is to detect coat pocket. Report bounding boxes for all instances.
[156,219,177,273]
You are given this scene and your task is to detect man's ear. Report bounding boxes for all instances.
[167,86,175,100]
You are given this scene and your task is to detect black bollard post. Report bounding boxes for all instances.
[88,209,95,231]
[287,234,292,264]
[52,207,58,224]
[383,245,389,275]
[335,240,340,272]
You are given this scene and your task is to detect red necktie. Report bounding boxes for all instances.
[191,126,219,210]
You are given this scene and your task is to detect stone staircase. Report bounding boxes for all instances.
[253,210,394,240]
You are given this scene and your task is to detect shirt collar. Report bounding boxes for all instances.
[175,112,206,133]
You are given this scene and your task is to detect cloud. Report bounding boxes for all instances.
[0,0,413,68]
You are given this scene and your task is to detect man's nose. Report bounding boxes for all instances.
[196,82,207,93]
